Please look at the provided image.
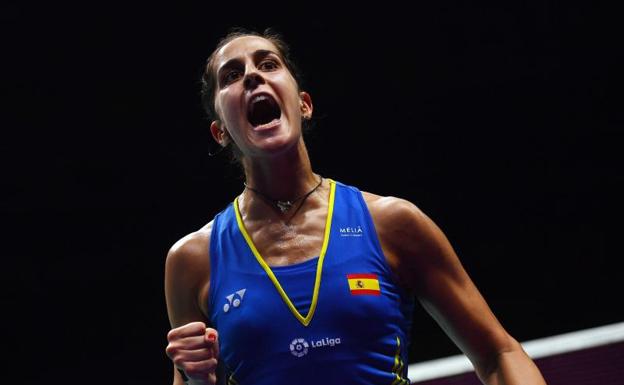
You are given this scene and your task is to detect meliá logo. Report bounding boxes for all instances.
[339,225,363,237]
[289,336,342,358]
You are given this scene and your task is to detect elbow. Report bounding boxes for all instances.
[476,333,524,380]
[476,335,547,384]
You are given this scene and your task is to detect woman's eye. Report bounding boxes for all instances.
[259,60,278,71]
[223,70,242,84]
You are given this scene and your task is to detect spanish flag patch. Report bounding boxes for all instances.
[347,274,381,296]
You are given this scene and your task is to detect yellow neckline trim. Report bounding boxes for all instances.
[233,179,336,327]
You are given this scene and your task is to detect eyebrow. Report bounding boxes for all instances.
[217,49,279,76]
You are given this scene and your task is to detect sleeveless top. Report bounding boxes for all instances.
[208,180,414,385]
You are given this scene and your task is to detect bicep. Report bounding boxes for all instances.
[382,202,513,371]
[164,233,211,328]
[415,234,510,365]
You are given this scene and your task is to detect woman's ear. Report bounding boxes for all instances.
[210,121,229,146]
[299,91,313,120]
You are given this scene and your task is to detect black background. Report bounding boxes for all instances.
[2,2,622,384]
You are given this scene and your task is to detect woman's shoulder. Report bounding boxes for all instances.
[335,181,423,217]
[166,200,234,263]
[360,190,422,219]
[359,189,433,241]
[166,221,214,268]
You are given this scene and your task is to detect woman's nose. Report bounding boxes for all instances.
[243,70,265,90]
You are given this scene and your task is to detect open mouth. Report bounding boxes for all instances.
[247,94,282,128]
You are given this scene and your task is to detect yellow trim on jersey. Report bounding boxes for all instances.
[233,179,336,327]
[391,336,410,385]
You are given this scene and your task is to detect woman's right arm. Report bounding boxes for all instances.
[164,222,219,385]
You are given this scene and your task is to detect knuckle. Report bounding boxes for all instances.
[172,356,186,367]
[189,321,206,332]
[165,344,178,357]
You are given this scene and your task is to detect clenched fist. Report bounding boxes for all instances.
[166,322,219,385]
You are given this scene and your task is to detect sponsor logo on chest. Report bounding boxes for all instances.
[223,289,246,313]
[289,336,342,357]
[339,225,363,237]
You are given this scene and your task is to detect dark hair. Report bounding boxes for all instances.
[200,27,305,124]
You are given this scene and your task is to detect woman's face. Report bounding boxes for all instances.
[210,36,312,158]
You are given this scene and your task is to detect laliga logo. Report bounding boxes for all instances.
[289,336,342,357]
[289,338,309,357]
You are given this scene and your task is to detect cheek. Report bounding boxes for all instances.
[271,73,300,108]
[218,93,244,125]
[282,88,303,119]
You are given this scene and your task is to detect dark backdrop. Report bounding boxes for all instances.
[2,2,622,384]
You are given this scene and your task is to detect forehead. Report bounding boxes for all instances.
[214,36,280,68]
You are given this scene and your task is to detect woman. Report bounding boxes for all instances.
[164,29,547,385]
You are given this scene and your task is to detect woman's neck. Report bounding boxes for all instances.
[241,139,319,202]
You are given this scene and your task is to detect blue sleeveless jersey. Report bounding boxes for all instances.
[208,180,414,385]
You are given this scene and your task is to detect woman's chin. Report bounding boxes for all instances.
[248,130,300,157]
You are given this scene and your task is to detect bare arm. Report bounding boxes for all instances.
[164,224,217,385]
[366,195,546,385]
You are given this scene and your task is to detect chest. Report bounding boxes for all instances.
[210,244,407,363]
[244,212,327,266]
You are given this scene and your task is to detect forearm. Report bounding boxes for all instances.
[172,366,209,385]
[479,346,547,385]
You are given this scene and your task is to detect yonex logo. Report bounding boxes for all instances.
[289,336,342,358]
[339,225,363,237]
[223,289,246,313]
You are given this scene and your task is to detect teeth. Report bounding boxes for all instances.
[251,95,269,104]
[247,93,280,127]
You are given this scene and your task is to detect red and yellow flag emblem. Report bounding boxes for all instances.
[347,274,381,296]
